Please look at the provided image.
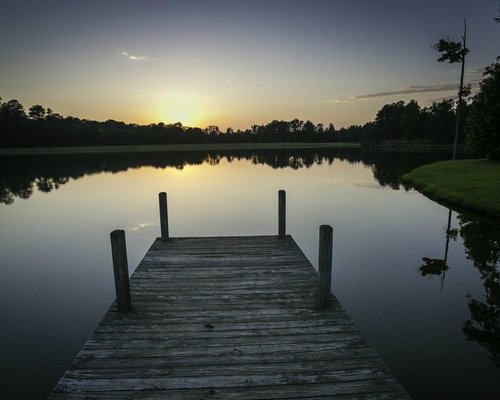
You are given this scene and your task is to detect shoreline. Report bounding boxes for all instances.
[0,142,360,156]
[0,142,462,156]
[402,159,500,219]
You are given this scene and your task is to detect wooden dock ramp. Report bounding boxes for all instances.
[50,235,410,399]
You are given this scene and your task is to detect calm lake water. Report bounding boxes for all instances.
[0,148,499,399]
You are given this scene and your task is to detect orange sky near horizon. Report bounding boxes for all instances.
[1,1,499,131]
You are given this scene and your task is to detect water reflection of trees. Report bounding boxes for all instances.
[0,148,449,205]
[458,214,500,368]
[419,210,500,368]
[419,209,458,290]
[363,150,449,190]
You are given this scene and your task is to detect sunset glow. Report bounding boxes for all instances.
[1,1,499,130]
[157,92,208,127]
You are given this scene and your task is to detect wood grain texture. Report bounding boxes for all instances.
[278,190,286,239]
[158,192,169,241]
[49,235,410,399]
[318,225,333,308]
[110,230,131,313]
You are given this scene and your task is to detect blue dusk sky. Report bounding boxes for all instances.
[1,0,499,130]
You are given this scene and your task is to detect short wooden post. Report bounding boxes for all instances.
[110,230,131,312]
[278,190,286,239]
[318,224,333,308]
[159,192,169,241]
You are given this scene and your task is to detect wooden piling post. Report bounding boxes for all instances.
[159,192,169,241]
[318,224,333,308]
[278,190,286,239]
[110,229,131,312]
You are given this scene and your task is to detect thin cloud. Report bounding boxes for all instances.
[128,222,157,231]
[422,81,481,106]
[327,83,462,103]
[120,51,149,61]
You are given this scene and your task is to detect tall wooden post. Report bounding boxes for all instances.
[278,190,286,239]
[110,229,131,312]
[318,224,333,308]
[159,192,169,241]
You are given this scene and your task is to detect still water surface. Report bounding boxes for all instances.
[0,148,499,399]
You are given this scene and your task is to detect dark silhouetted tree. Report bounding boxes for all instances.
[204,125,220,136]
[465,59,500,160]
[28,105,47,120]
[289,119,304,133]
[422,99,456,143]
[433,19,470,159]
[302,120,316,135]
[0,99,26,119]
[374,101,406,142]
[401,100,423,141]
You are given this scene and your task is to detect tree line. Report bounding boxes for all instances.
[0,96,465,148]
[1,56,498,153]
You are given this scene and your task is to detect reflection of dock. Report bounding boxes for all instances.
[49,193,410,399]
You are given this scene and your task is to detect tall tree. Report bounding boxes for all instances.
[302,120,316,135]
[401,100,422,141]
[422,99,455,143]
[0,99,27,119]
[28,105,47,120]
[433,19,469,159]
[374,100,406,141]
[465,59,500,160]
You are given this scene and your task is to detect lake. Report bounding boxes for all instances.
[0,147,499,399]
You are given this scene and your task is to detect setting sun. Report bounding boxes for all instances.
[165,107,196,126]
[156,91,210,127]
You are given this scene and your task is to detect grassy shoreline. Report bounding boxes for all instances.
[402,159,500,219]
[0,142,361,156]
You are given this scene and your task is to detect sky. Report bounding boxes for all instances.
[1,0,499,130]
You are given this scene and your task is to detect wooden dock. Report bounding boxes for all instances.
[49,193,410,399]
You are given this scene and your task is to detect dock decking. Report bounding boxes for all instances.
[50,235,410,399]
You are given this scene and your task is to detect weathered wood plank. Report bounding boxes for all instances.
[94,316,355,333]
[72,347,379,370]
[82,331,365,351]
[50,380,409,400]
[49,235,410,399]
[64,357,390,380]
[92,322,358,338]
[55,366,394,391]
[76,340,373,360]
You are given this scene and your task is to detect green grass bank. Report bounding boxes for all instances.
[402,159,500,218]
